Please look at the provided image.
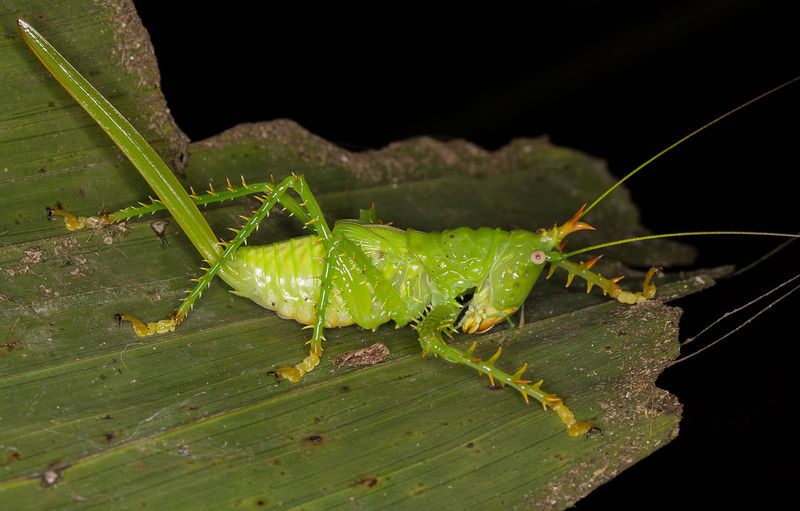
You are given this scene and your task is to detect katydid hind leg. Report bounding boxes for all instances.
[47,177,313,233]
[44,171,318,337]
[117,175,325,339]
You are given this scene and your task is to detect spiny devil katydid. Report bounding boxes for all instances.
[16,18,799,438]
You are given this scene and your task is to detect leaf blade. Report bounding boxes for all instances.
[0,2,705,509]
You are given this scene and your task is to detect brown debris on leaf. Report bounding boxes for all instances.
[332,343,390,368]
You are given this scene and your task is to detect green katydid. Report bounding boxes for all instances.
[16,18,799,438]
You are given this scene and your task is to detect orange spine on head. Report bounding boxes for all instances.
[556,204,595,240]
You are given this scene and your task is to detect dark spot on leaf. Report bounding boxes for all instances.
[304,434,324,446]
[350,477,379,488]
[39,167,46,173]
[256,499,266,506]
[99,414,113,420]
[102,432,115,442]
[413,486,425,496]
[1,340,21,354]
[5,451,21,463]
[465,442,474,448]
[604,345,612,351]
[174,147,189,177]
[340,385,350,393]
[98,374,107,380]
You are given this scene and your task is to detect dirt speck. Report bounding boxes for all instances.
[38,285,60,298]
[350,477,379,488]
[304,434,324,446]
[332,342,390,367]
[1,340,22,355]
[22,247,45,264]
[42,470,59,486]
[39,464,72,487]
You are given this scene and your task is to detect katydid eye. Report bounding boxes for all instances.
[531,250,546,265]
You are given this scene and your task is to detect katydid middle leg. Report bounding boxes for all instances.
[415,302,593,437]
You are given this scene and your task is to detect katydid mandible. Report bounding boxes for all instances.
[17,18,798,437]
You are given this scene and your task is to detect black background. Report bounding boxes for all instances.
[134,1,798,508]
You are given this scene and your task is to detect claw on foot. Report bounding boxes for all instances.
[115,312,181,336]
[272,366,303,382]
[273,346,322,383]
[543,393,593,437]
[47,206,113,230]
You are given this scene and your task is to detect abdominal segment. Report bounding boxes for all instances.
[226,235,353,327]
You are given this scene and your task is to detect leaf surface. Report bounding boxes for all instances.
[0,1,713,508]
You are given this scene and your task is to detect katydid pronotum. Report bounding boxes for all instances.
[16,18,799,437]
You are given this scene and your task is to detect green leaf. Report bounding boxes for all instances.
[0,1,715,508]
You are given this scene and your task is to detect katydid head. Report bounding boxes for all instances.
[460,209,592,334]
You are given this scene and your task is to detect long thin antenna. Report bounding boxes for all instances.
[580,77,800,219]
[558,231,800,260]
[670,273,800,365]
[727,237,797,278]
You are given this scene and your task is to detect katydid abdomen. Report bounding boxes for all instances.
[227,223,511,333]
[229,236,354,327]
